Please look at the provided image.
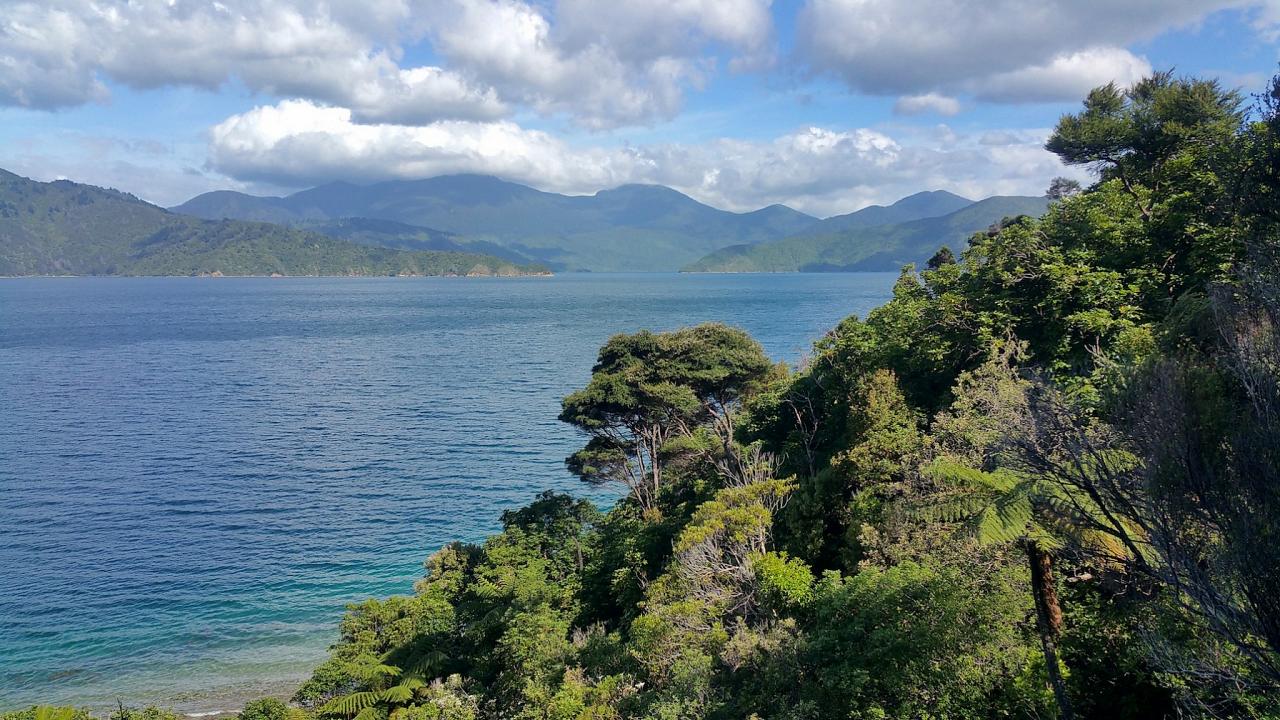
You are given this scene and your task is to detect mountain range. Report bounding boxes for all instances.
[173,175,819,272]
[0,170,547,277]
[683,193,1052,272]
[176,178,1051,273]
[1,167,1054,277]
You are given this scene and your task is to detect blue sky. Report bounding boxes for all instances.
[1,0,1277,217]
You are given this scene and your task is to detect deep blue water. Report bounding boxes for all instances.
[0,273,896,713]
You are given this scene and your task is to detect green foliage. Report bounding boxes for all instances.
[560,324,772,511]
[106,707,180,720]
[798,562,1050,720]
[1,708,93,720]
[751,551,814,612]
[273,69,1280,720]
[238,698,294,720]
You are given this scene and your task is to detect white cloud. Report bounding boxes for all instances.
[0,0,509,124]
[0,0,775,128]
[971,47,1153,103]
[893,93,962,116]
[797,0,1273,101]
[206,99,1078,216]
[420,0,775,128]
[1253,1,1280,39]
[208,100,627,191]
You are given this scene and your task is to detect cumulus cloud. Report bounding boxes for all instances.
[206,100,1079,216]
[208,99,622,190]
[419,0,775,128]
[972,47,1152,103]
[0,0,775,129]
[893,93,962,116]
[0,0,507,124]
[797,0,1273,102]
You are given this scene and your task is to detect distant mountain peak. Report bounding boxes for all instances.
[168,174,823,270]
[894,189,972,205]
[684,194,1050,273]
[0,169,545,277]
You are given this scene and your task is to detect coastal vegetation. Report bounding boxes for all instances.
[8,69,1279,718]
[0,171,548,277]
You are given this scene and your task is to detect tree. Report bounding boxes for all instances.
[1045,72,1246,305]
[800,562,1050,720]
[1046,177,1082,200]
[925,245,956,269]
[922,350,1145,720]
[559,324,772,512]
[925,459,1077,719]
[237,699,291,720]
[317,659,428,720]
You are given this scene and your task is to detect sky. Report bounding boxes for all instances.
[1,0,1277,218]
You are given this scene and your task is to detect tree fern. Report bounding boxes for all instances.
[318,661,434,719]
[319,691,380,716]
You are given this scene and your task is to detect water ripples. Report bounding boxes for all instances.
[0,273,895,712]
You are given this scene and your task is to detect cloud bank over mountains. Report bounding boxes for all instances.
[2,0,1277,213]
[209,100,1065,216]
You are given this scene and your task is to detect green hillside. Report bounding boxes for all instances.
[172,176,819,272]
[684,195,1051,272]
[299,217,532,264]
[0,170,548,277]
[809,189,974,233]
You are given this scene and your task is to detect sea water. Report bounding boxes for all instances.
[0,273,896,712]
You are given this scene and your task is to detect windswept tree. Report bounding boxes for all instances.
[1045,71,1246,303]
[1046,177,1083,200]
[559,323,772,511]
[925,245,956,269]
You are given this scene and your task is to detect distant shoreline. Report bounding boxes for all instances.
[0,273,554,279]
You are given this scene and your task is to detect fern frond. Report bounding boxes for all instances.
[915,493,990,524]
[380,677,426,704]
[319,691,380,717]
[352,707,381,720]
[971,491,1033,546]
[1025,525,1066,552]
[926,458,1021,492]
[407,649,448,678]
[343,656,402,684]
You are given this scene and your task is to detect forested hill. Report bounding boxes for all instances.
[9,71,1280,720]
[172,175,819,272]
[296,217,533,265]
[684,194,1050,272]
[259,72,1274,719]
[0,170,548,277]
[273,71,1276,720]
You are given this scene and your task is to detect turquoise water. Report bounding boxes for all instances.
[0,273,896,713]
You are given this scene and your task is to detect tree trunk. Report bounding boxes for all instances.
[1026,540,1073,720]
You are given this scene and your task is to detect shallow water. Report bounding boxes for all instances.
[0,273,895,712]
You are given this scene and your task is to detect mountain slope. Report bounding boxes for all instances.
[0,170,548,277]
[684,195,1051,272]
[299,217,533,264]
[811,190,974,233]
[172,176,819,272]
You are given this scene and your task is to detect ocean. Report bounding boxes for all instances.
[0,273,896,713]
